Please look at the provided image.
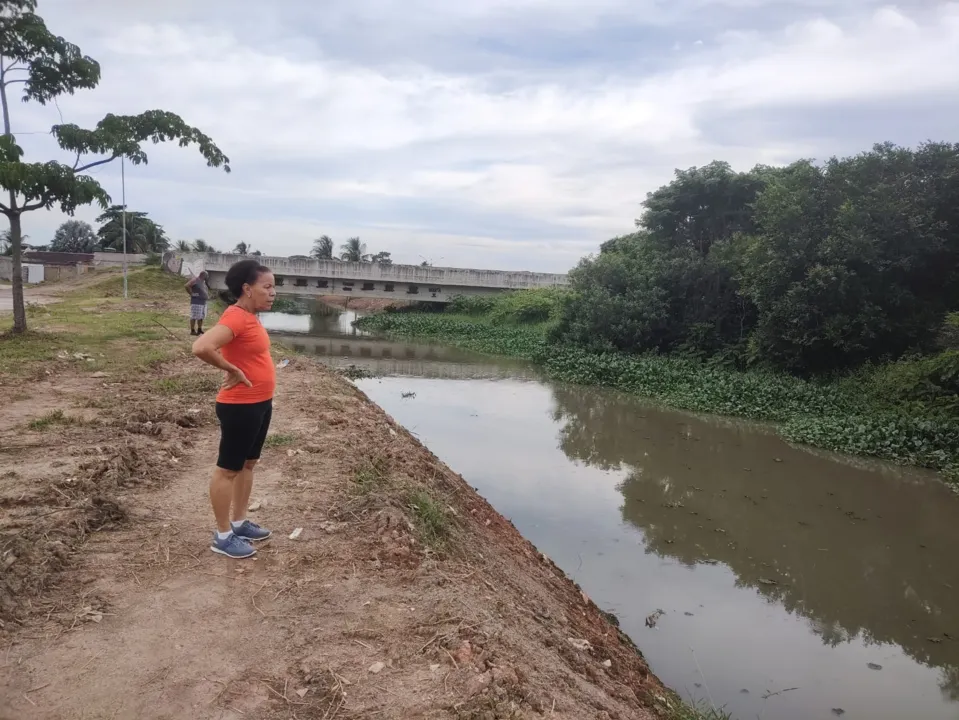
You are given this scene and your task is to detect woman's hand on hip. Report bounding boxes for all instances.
[222,368,253,390]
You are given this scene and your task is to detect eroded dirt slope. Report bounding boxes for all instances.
[1,353,675,719]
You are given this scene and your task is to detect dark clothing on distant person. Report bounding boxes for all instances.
[190,279,209,305]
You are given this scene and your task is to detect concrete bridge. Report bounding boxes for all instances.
[172,252,569,303]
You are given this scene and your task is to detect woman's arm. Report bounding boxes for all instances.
[192,325,253,389]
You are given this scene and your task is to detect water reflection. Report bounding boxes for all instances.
[553,384,959,702]
[261,305,366,336]
[263,307,537,380]
[355,375,959,720]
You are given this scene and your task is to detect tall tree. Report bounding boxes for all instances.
[340,236,367,262]
[192,239,215,253]
[640,161,769,255]
[0,0,229,332]
[233,241,249,255]
[95,206,167,253]
[50,218,95,252]
[173,239,191,252]
[311,235,333,260]
[370,251,392,265]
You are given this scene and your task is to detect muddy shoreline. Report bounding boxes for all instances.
[0,330,679,719]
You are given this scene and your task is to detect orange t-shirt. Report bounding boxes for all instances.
[215,305,276,404]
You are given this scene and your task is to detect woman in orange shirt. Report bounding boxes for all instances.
[192,260,277,559]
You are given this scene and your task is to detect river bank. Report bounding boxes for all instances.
[355,308,959,481]
[0,271,695,719]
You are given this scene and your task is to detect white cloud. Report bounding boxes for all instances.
[9,1,959,270]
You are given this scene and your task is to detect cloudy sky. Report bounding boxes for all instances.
[11,0,959,272]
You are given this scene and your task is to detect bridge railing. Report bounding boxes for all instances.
[189,253,568,289]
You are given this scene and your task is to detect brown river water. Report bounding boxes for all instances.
[264,308,959,720]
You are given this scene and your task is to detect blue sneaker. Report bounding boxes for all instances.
[210,532,256,559]
[232,520,272,542]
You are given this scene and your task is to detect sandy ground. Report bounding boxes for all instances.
[0,271,127,312]
[0,348,673,719]
[0,287,59,313]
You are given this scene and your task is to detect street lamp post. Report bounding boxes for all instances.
[121,156,128,299]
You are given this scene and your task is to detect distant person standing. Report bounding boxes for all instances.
[186,270,210,335]
[191,260,277,559]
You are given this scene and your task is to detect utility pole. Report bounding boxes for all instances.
[121,156,128,299]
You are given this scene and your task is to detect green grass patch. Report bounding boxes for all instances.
[352,456,389,495]
[154,374,222,395]
[27,409,78,431]
[85,267,186,300]
[0,268,190,378]
[665,700,732,720]
[407,489,450,548]
[263,432,297,449]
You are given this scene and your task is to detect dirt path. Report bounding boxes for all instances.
[0,269,128,313]
[0,287,59,313]
[0,354,674,719]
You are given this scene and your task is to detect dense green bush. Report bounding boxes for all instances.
[447,289,565,325]
[555,142,959,375]
[446,295,497,316]
[940,313,959,350]
[356,312,548,358]
[861,351,959,414]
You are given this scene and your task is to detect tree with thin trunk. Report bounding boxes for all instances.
[311,235,334,260]
[0,0,229,333]
[192,239,215,253]
[340,236,367,263]
[234,241,249,255]
[174,239,191,253]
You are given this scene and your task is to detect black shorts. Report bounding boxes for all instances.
[215,399,273,472]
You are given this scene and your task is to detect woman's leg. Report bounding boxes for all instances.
[231,459,256,523]
[212,402,258,546]
[230,401,273,540]
[210,467,239,532]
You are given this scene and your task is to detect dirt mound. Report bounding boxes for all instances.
[0,380,214,630]
[0,359,679,719]
[0,439,172,627]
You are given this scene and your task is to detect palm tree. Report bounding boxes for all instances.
[174,239,192,252]
[234,241,250,255]
[95,206,169,253]
[311,235,334,260]
[340,237,367,263]
[192,239,216,253]
[1,230,27,256]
